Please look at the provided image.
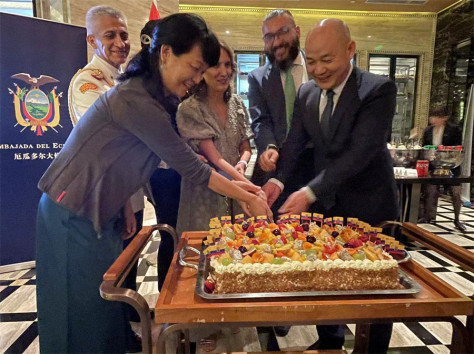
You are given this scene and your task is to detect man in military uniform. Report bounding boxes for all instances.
[69,5,130,123]
[68,5,141,234]
[68,7,142,350]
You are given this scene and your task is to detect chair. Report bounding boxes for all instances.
[100,224,178,353]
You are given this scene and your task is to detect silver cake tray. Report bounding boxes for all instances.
[179,246,421,300]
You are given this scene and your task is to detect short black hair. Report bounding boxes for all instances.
[429,106,449,118]
[120,13,220,101]
[263,9,295,26]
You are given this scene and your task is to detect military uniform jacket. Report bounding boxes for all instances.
[68,55,120,125]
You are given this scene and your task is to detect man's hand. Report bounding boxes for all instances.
[122,200,137,240]
[259,149,279,172]
[278,190,311,215]
[262,182,281,207]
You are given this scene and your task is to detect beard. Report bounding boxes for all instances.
[265,36,300,71]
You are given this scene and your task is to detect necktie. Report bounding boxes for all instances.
[284,67,296,135]
[320,90,334,140]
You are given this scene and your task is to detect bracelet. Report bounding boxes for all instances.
[237,160,248,168]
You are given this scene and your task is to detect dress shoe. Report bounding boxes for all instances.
[273,326,291,337]
[306,339,344,350]
[454,220,466,232]
[126,332,142,353]
[417,217,431,224]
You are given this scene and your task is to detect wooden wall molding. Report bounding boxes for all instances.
[180,5,437,18]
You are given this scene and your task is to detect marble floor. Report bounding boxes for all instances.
[0,198,473,353]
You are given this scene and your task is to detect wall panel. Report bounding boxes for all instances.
[181,5,436,129]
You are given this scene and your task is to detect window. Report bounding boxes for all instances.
[0,0,34,17]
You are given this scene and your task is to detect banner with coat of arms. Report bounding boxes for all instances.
[9,73,62,136]
[0,12,87,267]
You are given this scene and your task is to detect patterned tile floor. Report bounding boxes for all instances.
[0,198,473,353]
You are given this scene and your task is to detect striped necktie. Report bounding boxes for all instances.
[284,67,296,135]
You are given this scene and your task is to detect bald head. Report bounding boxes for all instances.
[307,18,351,48]
[304,18,355,90]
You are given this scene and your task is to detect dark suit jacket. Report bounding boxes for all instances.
[423,122,463,176]
[422,123,462,147]
[276,67,398,225]
[248,61,287,154]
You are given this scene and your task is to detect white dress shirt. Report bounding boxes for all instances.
[432,125,445,146]
[318,64,353,120]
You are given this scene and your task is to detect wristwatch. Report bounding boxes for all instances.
[266,144,278,151]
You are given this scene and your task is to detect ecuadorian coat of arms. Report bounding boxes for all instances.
[8,73,63,136]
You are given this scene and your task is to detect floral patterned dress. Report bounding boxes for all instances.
[176,94,253,234]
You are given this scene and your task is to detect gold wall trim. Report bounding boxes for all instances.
[438,0,466,13]
[234,47,266,51]
[179,5,437,18]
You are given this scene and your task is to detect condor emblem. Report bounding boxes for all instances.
[8,73,63,136]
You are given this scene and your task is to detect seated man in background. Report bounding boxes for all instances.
[419,107,465,232]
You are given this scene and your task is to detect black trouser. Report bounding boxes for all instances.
[422,184,462,221]
[149,168,181,291]
[123,210,144,290]
[251,147,314,215]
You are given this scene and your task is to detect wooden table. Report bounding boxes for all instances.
[154,231,473,353]
[396,175,473,223]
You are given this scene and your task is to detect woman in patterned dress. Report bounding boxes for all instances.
[177,42,256,234]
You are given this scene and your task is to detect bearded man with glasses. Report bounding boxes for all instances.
[249,9,314,216]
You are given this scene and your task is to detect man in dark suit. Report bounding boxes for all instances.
[248,9,313,210]
[248,9,311,341]
[420,107,465,231]
[262,19,398,352]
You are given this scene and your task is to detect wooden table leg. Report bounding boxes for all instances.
[450,316,471,354]
[465,315,473,354]
[353,323,370,353]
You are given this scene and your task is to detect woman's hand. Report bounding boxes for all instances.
[195,153,208,163]
[232,179,259,192]
[235,161,247,175]
[244,194,273,221]
[122,199,137,240]
[232,180,267,204]
[256,189,268,203]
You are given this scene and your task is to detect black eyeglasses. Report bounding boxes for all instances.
[263,25,295,43]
